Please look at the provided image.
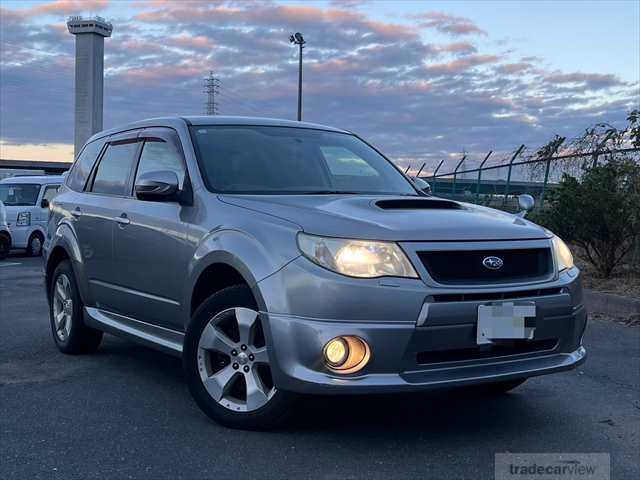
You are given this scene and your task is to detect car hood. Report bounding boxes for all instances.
[219,195,551,241]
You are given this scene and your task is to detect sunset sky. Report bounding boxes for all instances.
[1,0,638,172]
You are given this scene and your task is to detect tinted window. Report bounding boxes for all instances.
[135,139,186,187]
[91,142,138,195]
[42,185,60,203]
[190,126,417,195]
[67,140,104,191]
[0,184,40,206]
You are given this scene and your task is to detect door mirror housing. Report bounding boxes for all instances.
[517,194,535,217]
[40,199,50,209]
[411,177,432,195]
[135,170,179,202]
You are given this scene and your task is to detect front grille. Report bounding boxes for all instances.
[416,339,558,365]
[418,248,553,285]
[432,287,562,303]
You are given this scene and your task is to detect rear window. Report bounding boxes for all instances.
[67,139,104,191]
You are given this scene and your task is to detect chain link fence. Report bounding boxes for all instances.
[422,147,639,213]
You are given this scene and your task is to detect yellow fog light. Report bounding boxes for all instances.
[323,336,371,374]
[324,337,349,366]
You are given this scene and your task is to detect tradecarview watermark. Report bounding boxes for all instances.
[495,453,610,480]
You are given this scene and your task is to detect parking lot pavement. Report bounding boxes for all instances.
[1,257,639,480]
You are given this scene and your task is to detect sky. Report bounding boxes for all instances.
[0,0,638,172]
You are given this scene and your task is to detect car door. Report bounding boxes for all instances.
[78,131,141,311]
[37,184,60,224]
[110,128,191,330]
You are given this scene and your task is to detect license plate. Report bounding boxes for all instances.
[477,302,536,345]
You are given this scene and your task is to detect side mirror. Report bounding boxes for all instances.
[40,199,50,209]
[517,194,535,217]
[135,170,179,201]
[412,177,432,195]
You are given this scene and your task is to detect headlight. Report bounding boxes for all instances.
[552,235,574,272]
[297,233,418,278]
[16,212,31,226]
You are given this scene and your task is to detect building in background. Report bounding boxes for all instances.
[67,16,113,158]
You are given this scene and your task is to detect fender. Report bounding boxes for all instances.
[46,220,91,305]
[183,227,299,328]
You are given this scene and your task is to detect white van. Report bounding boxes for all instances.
[0,175,64,256]
[0,199,10,260]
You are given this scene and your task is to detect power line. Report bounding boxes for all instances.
[217,90,264,116]
[203,71,220,115]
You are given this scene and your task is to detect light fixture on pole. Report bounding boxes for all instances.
[289,32,305,121]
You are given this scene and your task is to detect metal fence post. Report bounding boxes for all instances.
[539,157,552,207]
[503,144,525,207]
[475,150,493,203]
[539,137,564,207]
[452,154,466,195]
[431,160,444,194]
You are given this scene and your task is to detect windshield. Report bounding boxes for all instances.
[0,184,40,206]
[191,126,418,195]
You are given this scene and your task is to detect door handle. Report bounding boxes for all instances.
[115,214,130,226]
[71,208,82,218]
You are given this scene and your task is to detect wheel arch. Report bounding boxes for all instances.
[184,228,298,328]
[45,223,88,304]
[186,253,268,329]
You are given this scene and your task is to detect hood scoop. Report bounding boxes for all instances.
[375,198,462,210]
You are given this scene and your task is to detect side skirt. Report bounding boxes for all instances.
[84,306,184,357]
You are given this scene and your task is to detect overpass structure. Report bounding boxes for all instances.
[0,159,72,179]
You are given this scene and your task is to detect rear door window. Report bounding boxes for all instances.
[90,141,139,196]
[67,140,105,191]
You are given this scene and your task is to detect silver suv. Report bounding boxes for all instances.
[44,116,586,429]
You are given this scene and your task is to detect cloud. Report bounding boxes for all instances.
[496,62,535,75]
[427,54,501,74]
[414,11,487,36]
[0,1,635,169]
[544,71,625,90]
[13,0,109,17]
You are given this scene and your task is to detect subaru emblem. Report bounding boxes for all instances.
[482,256,504,270]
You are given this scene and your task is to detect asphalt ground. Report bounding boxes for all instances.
[1,256,639,479]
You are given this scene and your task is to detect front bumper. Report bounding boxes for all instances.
[262,307,586,394]
[258,255,587,395]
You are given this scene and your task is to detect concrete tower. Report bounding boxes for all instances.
[67,16,113,157]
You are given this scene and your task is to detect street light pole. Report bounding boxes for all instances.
[289,32,305,121]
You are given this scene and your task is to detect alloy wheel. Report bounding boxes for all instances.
[52,274,73,341]
[197,307,275,412]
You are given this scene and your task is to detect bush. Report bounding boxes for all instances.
[537,158,640,277]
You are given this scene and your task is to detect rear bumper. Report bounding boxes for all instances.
[262,304,587,395]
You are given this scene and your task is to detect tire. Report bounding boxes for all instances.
[183,285,296,430]
[26,232,44,257]
[49,260,103,354]
[466,378,527,395]
[0,234,9,260]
